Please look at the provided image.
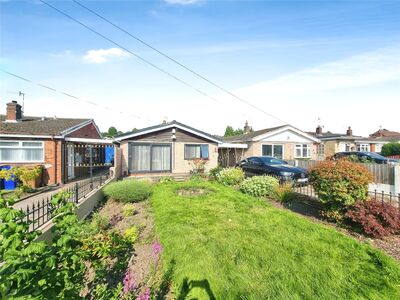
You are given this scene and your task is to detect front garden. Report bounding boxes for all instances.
[1,158,400,299]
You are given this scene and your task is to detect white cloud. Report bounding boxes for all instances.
[164,0,202,5]
[83,48,130,64]
[213,45,400,135]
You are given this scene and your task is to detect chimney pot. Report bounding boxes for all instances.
[5,100,23,122]
[244,120,251,134]
[346,126,353,136]
[316,125,322,135]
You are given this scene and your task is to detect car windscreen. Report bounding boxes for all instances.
[364,152,386,159]
[260,157,286,165]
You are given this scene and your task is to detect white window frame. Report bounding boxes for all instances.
[261,144,284,159]
[356,143,370,152]
[316,144,325,156]
[0,140,45,163]
[294,144,311,158]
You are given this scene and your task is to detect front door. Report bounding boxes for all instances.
[129,143,171,173]
[67,145,75,179]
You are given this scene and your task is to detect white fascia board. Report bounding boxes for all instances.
[64,137,113,144]
[115,123,222,143]
[252,125,321,143]
[0,134,62,139]
[218,143,248,149]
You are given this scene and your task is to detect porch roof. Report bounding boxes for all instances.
[218,142,248,149]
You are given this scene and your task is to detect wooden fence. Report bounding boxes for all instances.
[287,160,395,185]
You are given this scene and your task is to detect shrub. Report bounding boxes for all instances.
[91,212,110,231]
[381,142,400,156]
[274,183,296,202]
[188,158,208,174]
[345,200,400,238]
[103,180,152,203]
[240,176,279,198]
[124,226,139,244]
[122,203,137,217]
[309,160,373,209]
[209,165,223,180]
[216,168,245,186]
[159,176,175,184]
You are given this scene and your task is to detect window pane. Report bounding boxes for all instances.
[22,149,43,161]
[131,145,151,171]
[185,145,201,159]
[151,146,170,171]
[273,145,283,159]
[0,148,22,161]
[0,141,19,147]
[303,146,308,157]
[22,141,42,147]
[296,148,302,157]
[262,145,272,156]
[200,145,209,159]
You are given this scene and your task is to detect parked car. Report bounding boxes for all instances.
[332,151,399,165]
[236,156,309,183]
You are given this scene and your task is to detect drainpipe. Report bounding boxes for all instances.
[51,136,57,185]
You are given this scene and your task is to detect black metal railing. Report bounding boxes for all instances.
[292,183,400,210]
[18,172,111,232]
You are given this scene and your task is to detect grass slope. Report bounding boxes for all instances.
[151,181,400,299]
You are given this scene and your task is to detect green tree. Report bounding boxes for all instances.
[224,126,235,137]
[381,142,400,156]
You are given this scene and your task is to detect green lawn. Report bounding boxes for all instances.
[151,180,400,299]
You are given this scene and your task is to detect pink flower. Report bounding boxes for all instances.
[153,242,163,255]
[123,268,136,294]
[136,288,150,300]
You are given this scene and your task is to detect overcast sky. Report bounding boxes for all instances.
[1,0,399,136]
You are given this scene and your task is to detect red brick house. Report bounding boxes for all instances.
[0,101,111,186]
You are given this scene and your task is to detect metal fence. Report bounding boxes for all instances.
[18,172,110,232]
[293,183,400,210]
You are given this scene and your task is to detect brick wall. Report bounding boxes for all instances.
[43,140,63,185]
[67,122,101,139]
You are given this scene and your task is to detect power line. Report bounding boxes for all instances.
[71,0,287,124]
[39,0,226,110]
[0,69,152,122]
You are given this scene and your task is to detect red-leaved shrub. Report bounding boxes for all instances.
[345,200,400,238]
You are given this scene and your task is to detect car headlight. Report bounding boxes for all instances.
[280,171,294,177]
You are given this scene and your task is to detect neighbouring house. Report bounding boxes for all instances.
[307,126,362,157]
[0,100,112,186]
[114,120,221,176]
[308,125,400,157]
[219,122,321,167]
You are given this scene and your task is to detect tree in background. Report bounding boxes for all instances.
[381,142,400,156]
[224,126,245,137]
[102,126,123,138]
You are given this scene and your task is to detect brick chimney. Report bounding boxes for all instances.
[6,101,23,122]
[244,121,251,134]
[346,126,353,136]
[316,125,323,135]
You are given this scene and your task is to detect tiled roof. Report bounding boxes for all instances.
[223,125,287,142]
[306,131,362,140]
[0,115,90,136]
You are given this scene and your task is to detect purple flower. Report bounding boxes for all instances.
[153,242,163,255]
[123,268,137,294]
[136,288,150,300]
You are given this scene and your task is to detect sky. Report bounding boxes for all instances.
[1,0,399,136]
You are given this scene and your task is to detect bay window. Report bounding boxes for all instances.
[0,140,44,162]
[295,144,311,158]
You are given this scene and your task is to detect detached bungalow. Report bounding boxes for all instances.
[219,122,321,167]
[0,101,111,186]
[114,120,221,176]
